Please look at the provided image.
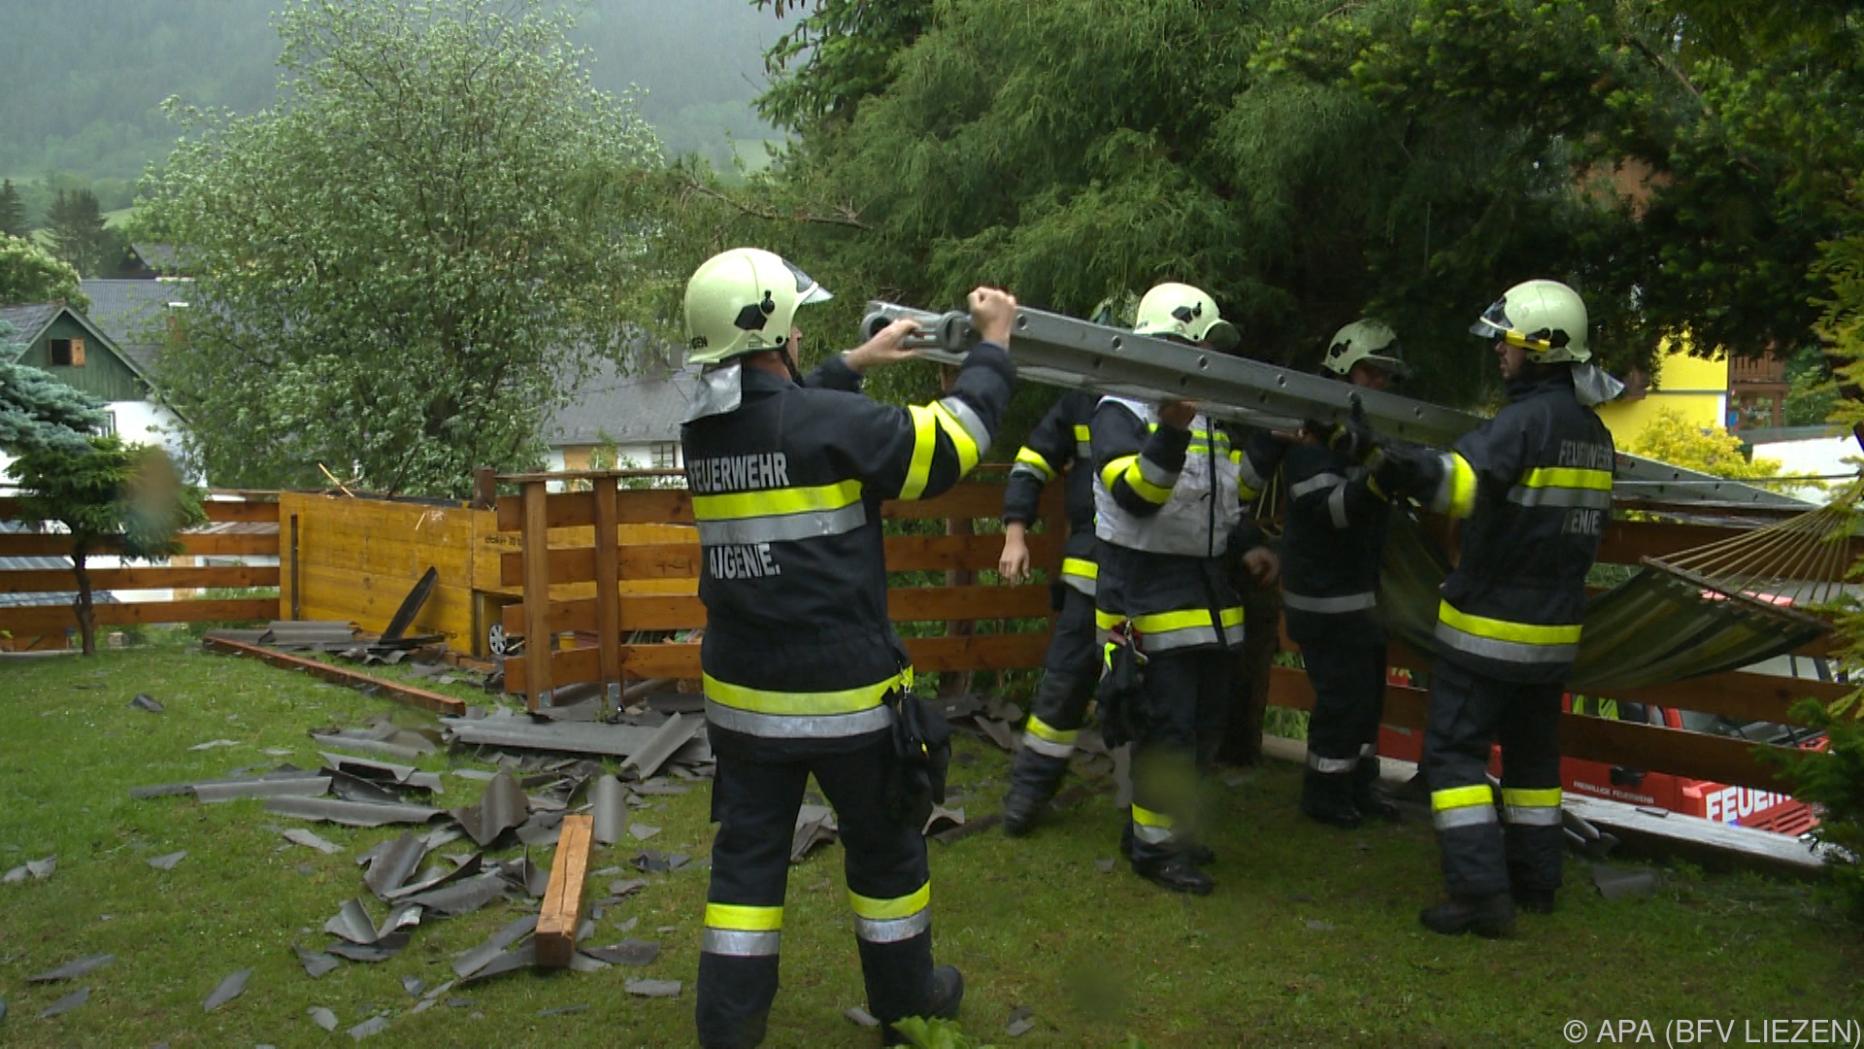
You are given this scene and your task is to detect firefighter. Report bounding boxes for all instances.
[1363,280,1617,936]
[1092,281,1280,895]
[1285,320,1409,828]
[996,387,1101,836]
[680,247,1017,1045]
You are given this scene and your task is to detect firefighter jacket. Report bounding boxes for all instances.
[681,344,1016,757]
[1278,440,1390,644]
[1406,370,1613,683]
[1002,390,1100,596]
[1090,397,1268,655]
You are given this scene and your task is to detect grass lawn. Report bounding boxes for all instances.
[2,636,1860,1048]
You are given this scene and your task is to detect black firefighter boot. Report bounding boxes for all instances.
[1300,768,1363,829]
[1352,756,1402,823]
[1419,893,1517,938]
[1001,750,1067,837]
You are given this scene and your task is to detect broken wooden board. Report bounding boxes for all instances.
[204,636,465,716]
[536,813,594,969]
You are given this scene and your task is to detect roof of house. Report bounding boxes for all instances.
[545,356,691,448]
[0,304,61,352]
[130,242,181,274]
[80,279,180,377]
[0,299,155,391]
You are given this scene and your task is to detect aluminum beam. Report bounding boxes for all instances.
[865,301,1809,509]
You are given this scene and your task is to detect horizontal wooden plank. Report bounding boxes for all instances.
[0,597,276,633]
[503,583,1055,638]
[496,481,1047,535]
[291,562,473,644]
[1596,518,1864,577]
[0,531,279,557]
[0,564,280,593]
[0,497,279,525]
[202,636,465,716]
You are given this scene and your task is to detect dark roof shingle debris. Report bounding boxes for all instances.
[295,947,342,979]
[38,987,90,1019]
[308,1006,339,1031]
[146,850,187,871]
[27,954,115,983]
[3,855,56,883]
[202,968,252,1012]
[129,693,165,714]
[265,797,442,827]
[624,979,682,998]
[448,771,529,847]
[284,829,344,855]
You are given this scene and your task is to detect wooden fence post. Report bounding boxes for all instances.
[594,475,621,709]
[521,479,554,711]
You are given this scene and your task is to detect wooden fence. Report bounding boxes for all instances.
[0,493,281,649]
[496,471,1849,795]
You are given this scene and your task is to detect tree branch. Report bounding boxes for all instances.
[675,167,871,231]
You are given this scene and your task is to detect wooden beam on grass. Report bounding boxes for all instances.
[201,635,466,716]
[536,813,594,969]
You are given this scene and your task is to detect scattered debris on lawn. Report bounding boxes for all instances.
[202,968,252,1012]
[38,987,89,1019]
[845,1006,881,1028]
[1592,863,1659,901]
[537,814,594,968]
[347,1013,391,1040]
[1007,1005,1037,1038]
[284,829,345,855]
[295,948,342,979]
[3,855,56,883]
[792,803,839,863]
[28,954,115,983]
[308,1006,339,1031]
[146,851,187,871]
[129,693,165,714]
[624,979,682,998]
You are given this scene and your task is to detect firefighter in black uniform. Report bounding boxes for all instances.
[680,247,1017,1045]
[1365,280,1618,937]
[1093,282,1279,896]
[997,388,1100,835]
[1285,320,1409,828]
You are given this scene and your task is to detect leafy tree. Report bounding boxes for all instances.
[45,188,113,275]
[6,436,204,655]
[137,0,664,496]
[0,235,88,310]
[0,180,25,237]
[1783,346,1839,428]
[0,323,109,454]
[1625,407,1783,481]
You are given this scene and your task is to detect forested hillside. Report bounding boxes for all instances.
[0,0,777,220]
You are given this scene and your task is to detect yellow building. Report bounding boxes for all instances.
[1594,334,1729,448]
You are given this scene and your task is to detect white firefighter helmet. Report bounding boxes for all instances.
[1132,282,1240,351]
[683,247,833,367]
[1322,318,1409,378]
[1469,279,1591,364]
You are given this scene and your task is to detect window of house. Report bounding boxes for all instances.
[99,411,117,436]
[652,442,678,469]
[48,338,85,367]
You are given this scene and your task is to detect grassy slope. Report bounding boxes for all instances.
[1,640,1859,1048]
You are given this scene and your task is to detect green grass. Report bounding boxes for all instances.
[2,638,1861,1047]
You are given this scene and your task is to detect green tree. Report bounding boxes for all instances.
[0,180,25,237]
[1,324,109,454]
[6,437,205,655]
[1783,346,1840,428]
[1625,407,1783,481]
[45,188,112,275]
[0,235,88,310]
[137,0,663,496]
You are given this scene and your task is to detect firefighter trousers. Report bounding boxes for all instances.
[1301,632,1386,778]
[697,737,936,1048]
[1220,582,1282,764]
[1422,657,1565,899]
[1007,584,1100,802]
[1127,646,1234,866]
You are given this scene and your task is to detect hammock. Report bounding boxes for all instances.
[1377,504,1847,691]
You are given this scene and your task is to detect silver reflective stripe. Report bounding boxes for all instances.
[1009,462,1049,483]
[1428,453,1460,514]
[1021,732,1074,760]
[702,928,780,957]
[1061,571,1097,598]
[1282,590,1377,614]
[1132,821,1174,845]
[1328,484,1350,529]
[1504,805,1563,827]
[1137,454,1178,489]
[1289,472,1345,500]
[1144,624,1225,653]
[1076,441,1093,459]
[1307,752,1359,774]
[1506,486,1613,510]
[937,396,993,454]
[704,699,894,740]
[1359,742,1377,757]
[1434,621,1578,665]
[1434,805,1499,831]
[854,909,930,944]
[697,502,867,546]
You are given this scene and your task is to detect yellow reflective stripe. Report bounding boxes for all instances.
[1445,453,1477,518]
[849,880,930,920]
[1072,424,1091,442]
[1025,713,1078,746]
[1501,787,1562,808]
[702,671,902,716]
[1095,609,1125,630]
[1013,446,1056,481]
[1131,803,1173,828]
[1130,606,1244,634]
[1437,601,1583,645]
[705,903,783,931]
[692,478,862,521]
[1521,466,1612,491]
[931,401,981,473]
[900,405,938,500]
[1061,557,1098,580]
[1121,458,1173,504]
[1431,784,1494,812]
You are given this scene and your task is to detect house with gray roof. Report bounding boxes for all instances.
[543,353,689,482]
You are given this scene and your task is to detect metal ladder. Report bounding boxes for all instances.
[862,300,1809,510]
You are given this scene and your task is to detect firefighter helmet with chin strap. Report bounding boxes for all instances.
[1133,282,1240,352]
[683,247,833,367]
[1322,318,1409,378]
[1470,279,1591,364]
